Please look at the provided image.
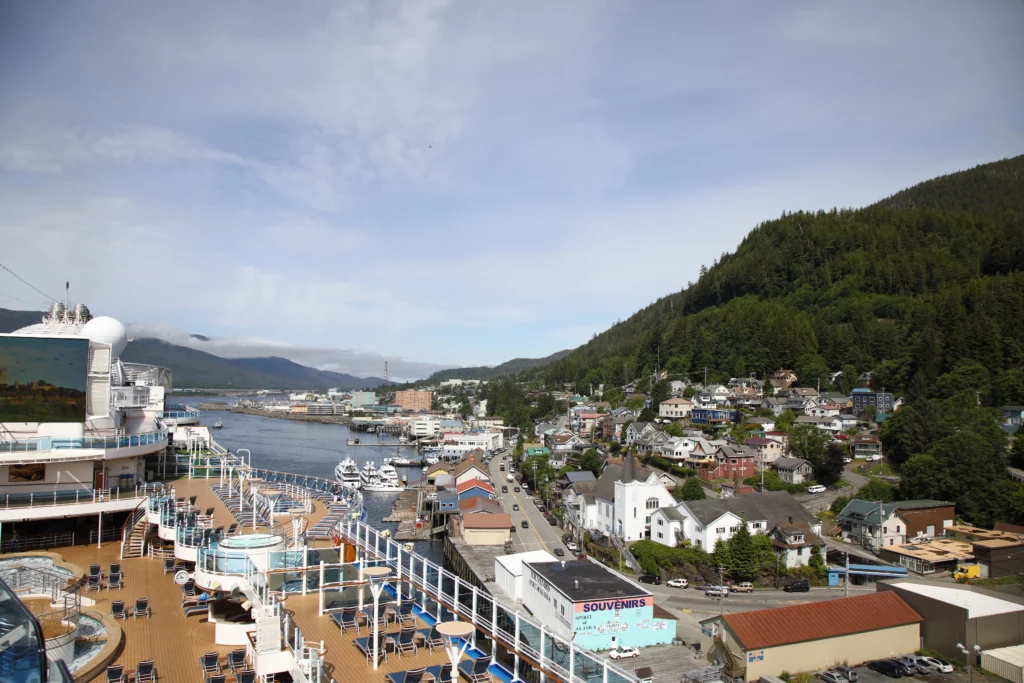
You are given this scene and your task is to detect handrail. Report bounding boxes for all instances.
[120,500,148,559]
[1,485,148,511]
[0,428,169,454]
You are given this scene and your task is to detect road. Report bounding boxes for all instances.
[487,452,569,555]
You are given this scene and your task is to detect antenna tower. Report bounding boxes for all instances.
[384,360,388,383]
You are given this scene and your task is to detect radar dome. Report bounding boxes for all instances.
[82,316,128,357]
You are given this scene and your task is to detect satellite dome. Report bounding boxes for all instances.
[82,316,128,357]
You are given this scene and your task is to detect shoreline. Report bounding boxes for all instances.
[227,406,354,426]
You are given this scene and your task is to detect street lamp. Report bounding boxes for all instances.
[435,620,475,683]
[364,566,392,671]
[957,643,981,683]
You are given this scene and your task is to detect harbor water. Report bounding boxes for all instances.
[189,399,445,565]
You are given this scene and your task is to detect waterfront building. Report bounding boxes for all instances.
[394,389,432,412]
[348,390,377,407]
[520,559,674,650]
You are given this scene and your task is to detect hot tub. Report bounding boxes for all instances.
[218,534,285,550]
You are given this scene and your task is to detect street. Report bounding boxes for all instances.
[487,452,568,554]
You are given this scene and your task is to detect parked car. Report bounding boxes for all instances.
[512,504,519,511]
[843,457,852,464]
[566,541,579,552]
[638,574,661,585]
[510,525,516,533]
[730,582,754,593]
[833,666,858,682]
[917,657,953,674]
[784,580,810,593]
[548,518,557,526]
[562,534,572,544]
[500,465,505,471]
[894,657,919,675]
[705,586,728,598]
[554,548,565,557]
[808,484,827,494]
[817,671,847,683]
[521,520,529,529]
[667,578,689,588]
[608,647,639,660]
[867,660,903,678]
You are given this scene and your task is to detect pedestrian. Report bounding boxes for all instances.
[11,529,18,553]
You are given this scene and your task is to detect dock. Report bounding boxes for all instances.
[443,536,514,603]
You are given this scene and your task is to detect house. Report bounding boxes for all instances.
[668,380,689,395]
[720,482,755,498]
[456,478,495,502]
[772,456,814,484]
[452,454,490,485]
[699,592,922,681]
[425,461,453,486]
[764,431,789,450]
[771,369,799,390]
[891,500,956,540]
[525,446,552,458]
[1001,406,1024,427]
[837,500,909,550]
[458,497,503,515]
[577,412,608,437]
[459,513,512,546]
[559,471,596,488]
[435,490,459,513]
[761,397,789,416]
[562,480,598,538]
[611,414,634,441]
[770,521,825,568]
[534,421,558,439]
[822,392,852,409]
[624,422,659,447]
[658,397,693,420]
[589,455,676,541]
[744,417,775,434]
[794,415,840,434]
[649,506,687,546]
[549,431,585,452]
[852,433,881,459]
[656,471,679,490]
[728,388,763,409]
[805,398,841,418]
[699,445,755,482]
[657,491,820,550]
[851,388,895,416]
[634,430,669,454]
[706,384,731,401]
[834,413,859,431]
[660,436,697,462]
[690,408,735,427]
[744,438,784,469]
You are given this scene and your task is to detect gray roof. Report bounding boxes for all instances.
[795,415,834,424]
[564,471,597,484]
[436,491,457,502]
[593,456,649,501]
[837,499,900,525]
[773,456,812,471]
[680,491,818,528]
[763,397,788,406]
[656,506,686,522]
[745,417,775,424]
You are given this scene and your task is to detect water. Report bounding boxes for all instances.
[187,398,446,565]
[70,614,107,672]
[0,556,74,576]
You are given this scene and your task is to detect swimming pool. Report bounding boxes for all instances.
[70,614,108,672]
[0,556,74,577]
[219,534,285,550]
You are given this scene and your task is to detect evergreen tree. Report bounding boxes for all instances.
[681,477,706,501]
[816,443,846,487]
[729,516,757,580]
[712,538,733,574]
[808,545,826,578]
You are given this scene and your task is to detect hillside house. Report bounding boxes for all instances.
[744,417,776,434]
[761,397,789,416]
[700,445,755,482]
[744,438,784,469]
[625,421,660,446]
[837,500,908,550]
[771,521,826,569]
[771,369,798,389]
[852,433,881,459]
[772,456,814,485]
[659,397,693,420]
[588,456,675,542]
[851,388,895,416]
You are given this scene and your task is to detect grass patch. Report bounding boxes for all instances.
[972,574,1024,587]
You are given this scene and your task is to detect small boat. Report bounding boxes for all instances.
[380,529,391,538]
[212,419,223,429]
[398,435,408,444]
[402,542,414,552]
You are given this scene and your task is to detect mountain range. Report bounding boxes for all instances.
[0,310,389,390]
[422,350,571,383]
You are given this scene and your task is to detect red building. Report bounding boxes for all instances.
[700,445,756,482]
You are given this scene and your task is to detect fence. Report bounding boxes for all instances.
[88,527,123,544]
[0,531,76,554]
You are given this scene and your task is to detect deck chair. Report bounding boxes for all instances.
[109,562,121,576]
[337,607,359,634]
[183,603,209,618]
[133,598,151,619]
[199,652,221,676]
[181,580,197,597]
[135,660,157,683]
[365,632,389,666]
[403,668,428,683]
[204,507,215,516]
[163,558,177,575]
[424,626,444,652]
[234,671,255,683]
[110,601,127,621]
[459,656,492,683]
[227,523,238,534]
[205,676,226,683]
[397,600,415,627]
[86,574,101,592]
[189,495,198,506]
[89,564,101,578]
[106,665,126,683]
[227,649,247,673]
[434,664,452,683]
[396,628,418,657]
[107,573,123,590]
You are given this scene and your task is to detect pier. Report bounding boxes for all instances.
[384,487,446,541]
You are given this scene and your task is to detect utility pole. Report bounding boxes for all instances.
[718,565,725,615]
[845,551,850,598]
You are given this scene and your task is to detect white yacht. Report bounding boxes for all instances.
[359,461,379,487]
[361,461,403,492]
[333,456,361,490]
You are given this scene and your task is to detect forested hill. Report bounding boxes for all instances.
[423,349,571,383]
[545,154,1024,397]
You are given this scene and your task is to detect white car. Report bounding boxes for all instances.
[667,578,689,588]
[566,541,579,552]
[807,484,826,494]
[609,647,640,660]
[917,657,953,673]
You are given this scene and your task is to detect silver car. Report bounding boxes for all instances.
[833,666,858,682]
[817,671,847,683]
[895,656,920,674]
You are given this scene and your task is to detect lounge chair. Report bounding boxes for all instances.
[336,607,359,634]
[86,574,101,592]
[89,564,101,578]
[189,495,198,506]
[235,671,255,683]
[459,656,491,683]
[429,664,453,683]
[199,652,220,676]
[135,660,157,683]
[181,580,197,598]
[163,558,177,575]
[133,598,150,619]
[396,628,418,657]
[397,600,415,627]
[389,667,428,683]
[227,649,247,673]
[424,626,444,652]
[106,665,126,683]
[226,523,238,534]
[110,601,127,621]
[204,507,215,517]
[109,562,121,576]
[364,631,389,666]
[107,573,123,590]
[205,676,226,683]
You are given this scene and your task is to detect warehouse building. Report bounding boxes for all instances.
[982,644,1024,683]
[520,559,674,651]
[699,591,922,681]
[877,581,1024,662]
[493,550,557,602]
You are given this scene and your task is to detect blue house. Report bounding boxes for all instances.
[436,491,459,513]
[456,479,495,502]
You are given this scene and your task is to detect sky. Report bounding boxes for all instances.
[0,2,1022,381]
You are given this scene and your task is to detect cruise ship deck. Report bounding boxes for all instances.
[30,478,463,683]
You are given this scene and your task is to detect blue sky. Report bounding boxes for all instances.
[1,2,1021,381]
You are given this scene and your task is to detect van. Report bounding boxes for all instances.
[730,582,754,593]
[807,484,826,494]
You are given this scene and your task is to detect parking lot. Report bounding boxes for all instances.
[849,664,971,683]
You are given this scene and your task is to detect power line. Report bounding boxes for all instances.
[0,262,58,303]
[0,290,46,307]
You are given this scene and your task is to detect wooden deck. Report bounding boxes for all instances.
[40,478,467,683]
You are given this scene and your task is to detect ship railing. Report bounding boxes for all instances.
[0,485,148,510]
[161,409,201,420]
[0,429,169,453]
[0,531,76,553]
[336,518,646,683]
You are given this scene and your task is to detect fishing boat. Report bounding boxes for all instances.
[333,456,361,490]
[212,419,223,429]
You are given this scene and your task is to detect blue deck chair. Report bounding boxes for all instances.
[133,597,150,619]
[459,656,491,683]
[227,649,246,672]
[198,652,220,675]
[135,660,157,683]
[396,627,418,657]
[105,665,126,683]
[235,671,255,683]
[110,600,126,621]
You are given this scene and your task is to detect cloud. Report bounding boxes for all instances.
[0,0,1021,369]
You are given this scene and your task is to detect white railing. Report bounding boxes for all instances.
[1,485,148,510]
[0,429,168,454]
